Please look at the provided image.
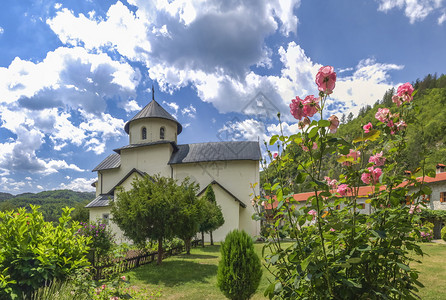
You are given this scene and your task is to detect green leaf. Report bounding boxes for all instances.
[318,119,331,127]
[269,135,279,146]
[308,127,319,139]
[397,262,410,271]
[295,172,308,184]
[352,129,381,143]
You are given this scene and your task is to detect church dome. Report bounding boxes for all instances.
[124,99,182,135]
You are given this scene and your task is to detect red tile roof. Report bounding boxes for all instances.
[263,172,446,210]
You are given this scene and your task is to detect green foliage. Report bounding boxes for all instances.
[77,221,115,258]
[204,185,216,203]
[173,179,203,254]
[441,226,446,242]
[0,205,91,299]
[217,230,262,300]
[0,190,94,223]
[112,175,203,264]
[200,185,225,245]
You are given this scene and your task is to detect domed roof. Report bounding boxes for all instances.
[124,99,182,134]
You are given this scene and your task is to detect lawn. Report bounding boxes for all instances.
[123,242,446,299]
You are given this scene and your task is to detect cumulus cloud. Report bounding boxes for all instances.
[438,11,446,24]
[218,118,267,142]
[0,45,138,178]
[0,27,4,35]
[58,177,96,192]
[376,0,444,23]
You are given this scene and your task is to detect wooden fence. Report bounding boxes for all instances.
[90,239,202,280]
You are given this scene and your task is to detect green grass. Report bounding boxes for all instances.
[123,242,446,299]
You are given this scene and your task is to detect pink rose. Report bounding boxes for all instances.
[329,228,336,232]
[392,95,402,107]
[101,284,106,290]
[337,184,351,196]
[369,151,386,166]
[312,142,318,150]
[328,115,340,133]
[315,66,336,95]
[362,167,382,185]
[361,172,371,185]
[396,120,407,131]
[301,145,309,152]
[409,204,421,214]
[273,153,278,159]
[121,275,126,281]
[375,108,390,123]
[290,96,305,120]
[308,209,317,217]
[341,149,361,166]
[303,95,320,117]
[324,176,338,189]
[363,122,373,134]
[397,83,414,99]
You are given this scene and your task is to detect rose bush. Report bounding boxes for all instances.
[254,66,428,299]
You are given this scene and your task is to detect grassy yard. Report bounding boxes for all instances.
[123,242,446,299]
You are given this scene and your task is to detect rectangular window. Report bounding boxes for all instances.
[422,194,431,204]
[102,213,110,225]
[359,203,365,209]
[405,195,412,205]
[440,192,446,203]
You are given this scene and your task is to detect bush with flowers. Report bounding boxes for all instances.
[77,221,115,259]
[254,66,430,299]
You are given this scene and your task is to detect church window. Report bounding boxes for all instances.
[142,127,147,140]
[160,127,165,140]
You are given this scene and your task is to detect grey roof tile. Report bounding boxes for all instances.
[113,141,178,154]
[85,194,113,208]
[124,100,182,134]
[92,153,121,172]
[169,141,261,164]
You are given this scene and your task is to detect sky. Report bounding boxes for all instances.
[0,0,445,194]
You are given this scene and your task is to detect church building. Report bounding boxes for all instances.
[86,94,261,243]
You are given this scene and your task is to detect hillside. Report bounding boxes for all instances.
[0,189,94,222]
[261,73,446,192]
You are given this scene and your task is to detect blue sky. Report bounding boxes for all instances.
[0,0,445,193]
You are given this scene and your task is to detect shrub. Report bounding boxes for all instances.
[441,225,446,241]
[0,205,91,299]
[77,221,115,258]
[217,230,262,300]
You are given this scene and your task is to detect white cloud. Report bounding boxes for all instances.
[25,177,32,180]
[218,118,267,142]
[163,101,179,113]
[0,27,4,35]
[438,12,446,24]
[377,0,444,23]
[58,177,96,192]
[124,100,142,113]
[181,104,196,118]
[36,185,44,190]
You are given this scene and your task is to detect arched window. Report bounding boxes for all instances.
[141,127,147,140]
[160,127,165,140]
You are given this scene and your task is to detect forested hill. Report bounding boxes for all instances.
[0,189,94,222]
[261,73,446,192]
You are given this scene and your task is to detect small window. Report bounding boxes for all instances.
[142,127,147,140]
[160,127,165,140]
[359,203,365,209]
[102,213,109,225]
[422,194,431,204]
[440,192,446,203]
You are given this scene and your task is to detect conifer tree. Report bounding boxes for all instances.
[217,230,262,300]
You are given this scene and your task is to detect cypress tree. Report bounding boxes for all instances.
[217,230,262,300]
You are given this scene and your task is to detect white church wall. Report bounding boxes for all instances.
[129,118,177,144]
[173,159,260,241]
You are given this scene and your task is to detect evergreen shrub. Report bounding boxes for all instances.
[217,230,262,300]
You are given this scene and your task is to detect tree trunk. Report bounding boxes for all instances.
[433,219,442,239]
[210,231,214,245]
[157,238,163,265]
[201,231,205,247]
[185,238,191,255]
